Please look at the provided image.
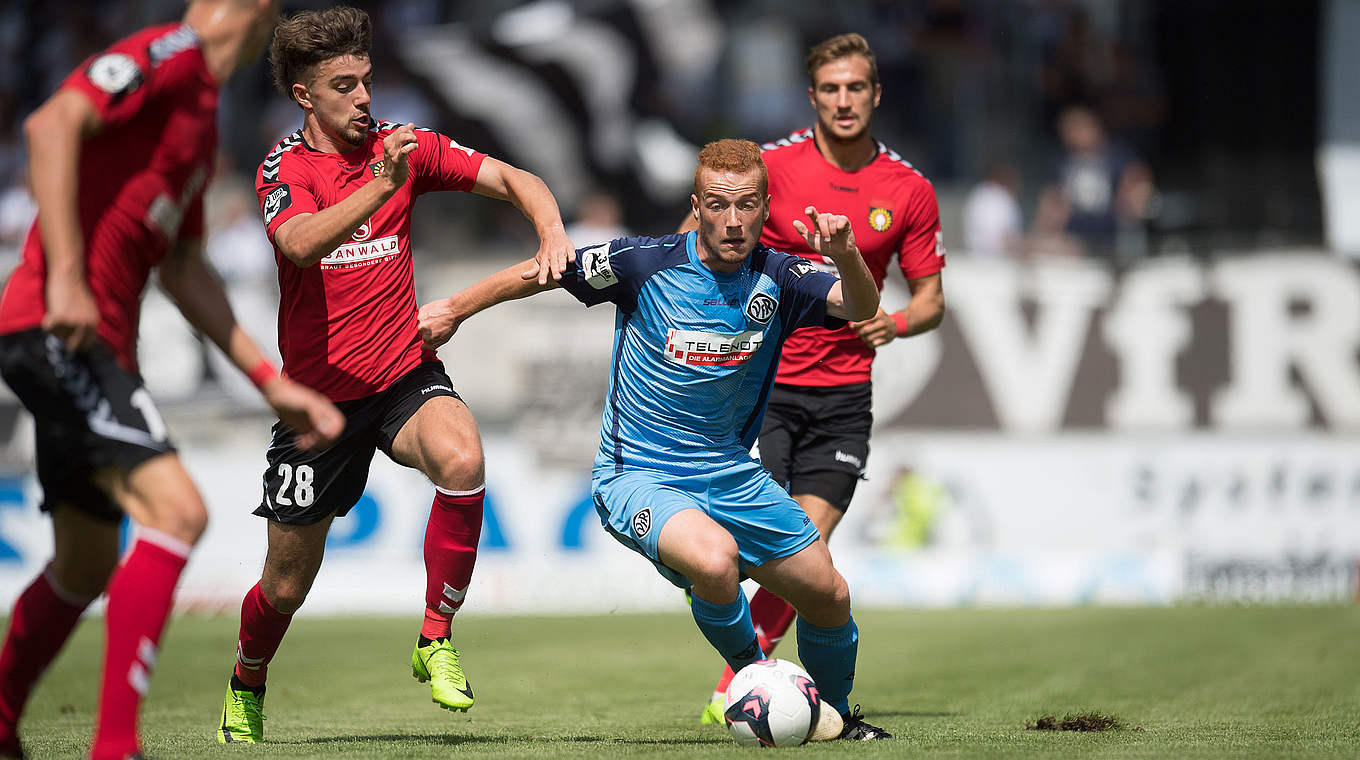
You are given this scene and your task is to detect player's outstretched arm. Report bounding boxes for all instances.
[273,125,419,268]
[24,89,103,351]
[793,206,879,321]
[418,258,556,350]
[157,241,344,450]
[469,158,574,285]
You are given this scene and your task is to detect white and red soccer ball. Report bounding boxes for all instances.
[723,659,822,747]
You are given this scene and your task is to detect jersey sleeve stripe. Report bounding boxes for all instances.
[760,127,814,153]
[260,131,303,183]
[369,120,435,133]
[876,140,930,182]
[148,25,200,67]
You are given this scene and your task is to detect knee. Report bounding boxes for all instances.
[799,572,850,623]
[261,570,311,615]
[144,498,209,545]
[425,444,484,492]
[261,553,323,614]
[686,536,742,591]
[48,553,117,599]
[826,573,851,612]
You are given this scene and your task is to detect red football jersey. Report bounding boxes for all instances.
[759,128,944,386]
[0,24,215,371]
[257,122,487,402]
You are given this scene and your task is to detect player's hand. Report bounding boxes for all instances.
[261,377,345,452]
[521,228,576,284]
[792,206,857,263]
[43,276,100,352]
[418,297,464,350]
[850,308,897,348]
[379,124,419,190]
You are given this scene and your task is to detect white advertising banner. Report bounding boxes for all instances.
[834,433,1360,606]
[0,432,1354,613]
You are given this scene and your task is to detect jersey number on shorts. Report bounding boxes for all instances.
[274,463,315,507]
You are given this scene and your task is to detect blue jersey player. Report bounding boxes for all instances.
[419,139,891,740]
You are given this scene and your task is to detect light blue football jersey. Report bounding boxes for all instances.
[558,231,843,476]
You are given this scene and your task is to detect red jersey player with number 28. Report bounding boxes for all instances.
[216,7,575,744]
[684,33,946,731]
[0,3,345,759]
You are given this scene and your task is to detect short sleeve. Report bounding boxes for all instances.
[764,250,845,333]
[410,128,488,195]
[62,46,156,132]
[557,236,658,312]
[899,183,945,280]
[255,152,319,241]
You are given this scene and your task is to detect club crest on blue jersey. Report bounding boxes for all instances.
[744,292,777,324]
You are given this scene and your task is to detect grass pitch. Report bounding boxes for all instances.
[15,605,1360,758]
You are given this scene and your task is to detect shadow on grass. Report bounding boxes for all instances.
[289,734,730,746]
[868,710,963,718]
[286,735,506,746]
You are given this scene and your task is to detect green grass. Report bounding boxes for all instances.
[14,606,1360,758]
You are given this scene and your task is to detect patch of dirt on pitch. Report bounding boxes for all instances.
[1026,712,1121,731]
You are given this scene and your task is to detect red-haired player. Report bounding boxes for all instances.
[682,34,945,736]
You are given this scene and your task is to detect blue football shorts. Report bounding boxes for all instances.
[591,458,820,588]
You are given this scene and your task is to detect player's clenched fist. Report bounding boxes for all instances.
[260,378,345,452]
[417,297,462,350]
[379,124,419,188]
[792,205,857,262]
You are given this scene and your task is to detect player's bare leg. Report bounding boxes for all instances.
[258,518,333,617]
[391,396,484,711]
[746,538,847,628]
[92,454,207,759]
[0,505,116,757]
[748,539,892,740]
[48,505,122,597]
[390,396,485,492]
[658,510,767,674]
[220,516,331,744]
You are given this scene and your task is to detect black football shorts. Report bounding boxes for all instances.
[255,362,461,525]
[756,381,872,512]
[0,329,175,522]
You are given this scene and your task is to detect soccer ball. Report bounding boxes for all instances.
[723,658,822,747]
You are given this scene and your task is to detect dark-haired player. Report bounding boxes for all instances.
[216,6,574,743]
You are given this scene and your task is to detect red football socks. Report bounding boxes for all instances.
[713,586,798,693]
[420,486,483,640]
[0,567,95,753]
[232,581,294,689]
[90,529,191,760]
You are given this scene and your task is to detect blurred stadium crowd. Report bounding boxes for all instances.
[0,0,1326,280]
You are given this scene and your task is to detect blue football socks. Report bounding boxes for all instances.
[689,590,765,674]
[796,615,859,715]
